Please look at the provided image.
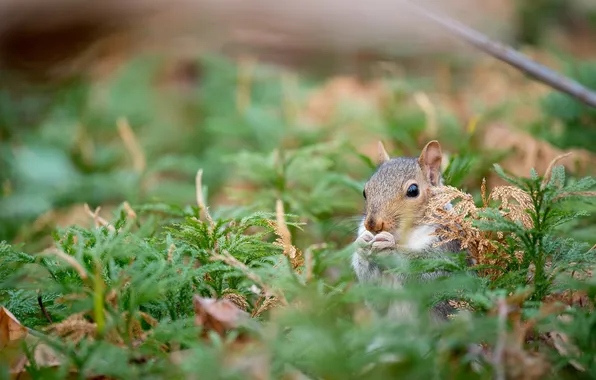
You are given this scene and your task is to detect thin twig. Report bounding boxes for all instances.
[117,118,146,173]
[541,152,573,189]
[304,243,326,284]
[401,1,596,108]
[37,292,53,324]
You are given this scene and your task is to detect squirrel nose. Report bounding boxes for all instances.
[365,218,385,234]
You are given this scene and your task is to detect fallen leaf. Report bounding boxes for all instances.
[9,340,62,376]
[0,307,28,348]
[193,295,250,337]
[0,307,30,371]
[0,307,63,378]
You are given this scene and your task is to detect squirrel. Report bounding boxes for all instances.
[352,140,469,323]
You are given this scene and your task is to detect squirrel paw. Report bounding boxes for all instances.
[355,231,375,248]
[371,231,396,250]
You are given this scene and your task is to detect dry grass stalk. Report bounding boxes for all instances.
[123,201,137,219]
[272,199,304,270]
[117,117,146,173]
[281,72,299,124]
[196,169,215,228]
[84,203,116,232]
[41,247,89,280]
[541,153,573,189]
[413,91,437,137]
[167,243,176,263]
[236,55,255,113]
[302,244,326,284]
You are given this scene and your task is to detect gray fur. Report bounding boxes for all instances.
[353,149,469,323]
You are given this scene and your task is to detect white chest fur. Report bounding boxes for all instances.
[404,224,438,250]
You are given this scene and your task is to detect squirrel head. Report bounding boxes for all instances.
[362,140,443,235]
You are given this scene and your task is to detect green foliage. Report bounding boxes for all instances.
[535,60,596,153]
[474,163,596,301]
[2,51,596,379]
[515,0,570,45]
[1,159,596,378]
[226,140,366,246]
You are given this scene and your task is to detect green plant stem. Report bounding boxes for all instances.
[94,260,105,338]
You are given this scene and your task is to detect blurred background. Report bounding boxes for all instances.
[1,0,596,251]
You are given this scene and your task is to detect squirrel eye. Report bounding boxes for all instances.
[362,189,366,199]
[406,184,419,198]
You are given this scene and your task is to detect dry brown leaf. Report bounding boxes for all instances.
[0,307,28,349]
[9,341,63,377]
[0,308,63,377]
[422,147,586,281]
[193,295,250,337]
[422,178,535,279]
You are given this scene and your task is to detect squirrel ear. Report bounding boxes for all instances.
[377,141,391,165]
[418,140,442,186]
